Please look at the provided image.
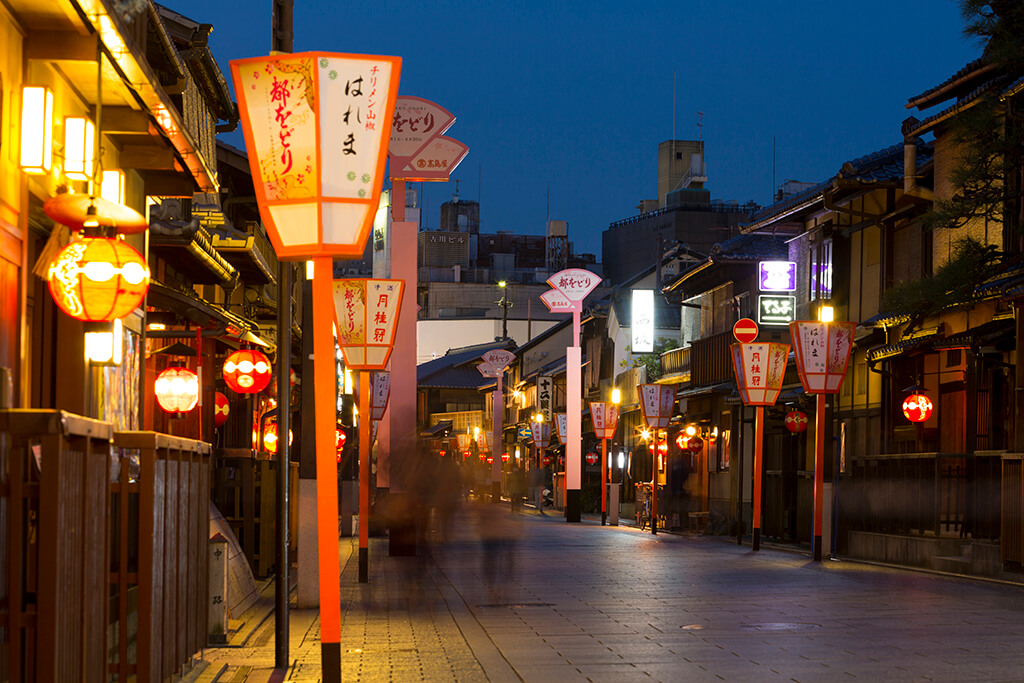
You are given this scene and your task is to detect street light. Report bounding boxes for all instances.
[498,280,510,340]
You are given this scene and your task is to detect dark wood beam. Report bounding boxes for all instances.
[103,107,151,135]
[26,32,98,62]
[143,171,196,198]
[120,144,176,170]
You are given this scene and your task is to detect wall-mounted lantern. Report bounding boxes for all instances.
[20,86,54,174]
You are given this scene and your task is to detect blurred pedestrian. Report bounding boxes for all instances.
[528,464,544,515]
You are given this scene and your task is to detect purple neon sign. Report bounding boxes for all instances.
[759,261,797,292]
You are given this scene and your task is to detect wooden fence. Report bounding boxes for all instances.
[0,410,211,683]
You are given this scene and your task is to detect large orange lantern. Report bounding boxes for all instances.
[902,393,933,423]
[155,366,199,413]
[47,236,149,321]
[223,349,272,394]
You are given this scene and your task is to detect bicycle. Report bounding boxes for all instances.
[635,482,652,530]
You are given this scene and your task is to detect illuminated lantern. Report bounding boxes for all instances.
[439,450,447,458]
[263,420,293,454]
[47,236,149,321]
[214,392,230,427]
[155,366,199,413]
[336,428,347,463]
[902,394,933,423]
[501,452,510,462]
[486,456,493,465]
[785,410,808,433]
[542,454,553,466]
[585,452,599,466]
[648,441,668,455]
[223,349,272,394]
[463,450,470,459]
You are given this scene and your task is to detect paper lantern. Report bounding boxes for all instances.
[686,436,704,453]
[501,452,510,462]
[730,342,790,406]
[264,420,293,454]
[785,410,809,433]
[789,321,857,394]
[223,349,272,394]
[155,366,199,413]
[214,391,230,427]
[585,452,599,466]
[902,394,933,423]
[47,236,149,321]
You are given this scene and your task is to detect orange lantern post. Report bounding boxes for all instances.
[232,50,401,681]
[333,280,403,583]
[637,384,677,535]
[730,340,790,551]
[790,320,856,561]
[590,400,619,526]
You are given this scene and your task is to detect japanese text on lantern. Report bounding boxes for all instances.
[271,76,294,172]
[335,279,365,345]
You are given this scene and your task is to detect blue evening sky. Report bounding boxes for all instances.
[166,0,981,259]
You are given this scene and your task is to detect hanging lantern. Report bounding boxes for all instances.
[155,366,199,413]
[486,456,493,465]
[501,452,510,462]
[263,420,293,454]
[686,436,704,453]
[785,410,809,433]
[902,394,933,423]
[336,428,347,463]
[47,236,149,321]
[585,452,599,466]
[648,440,669,455]
[214,391,230,427]
[223,349,272,394]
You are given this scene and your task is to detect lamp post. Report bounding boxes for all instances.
[590,392,620,526]
[637,383,677,535]
[498,280,509,340]
[789,313,855,562]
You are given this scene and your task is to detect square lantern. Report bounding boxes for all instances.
[100,169,126,204]
[637,383,676,429]
[370,371,391,421]
[333,279,404,370]
[231,52,402,260]
[64,117,95,181]
[554,413,568,446]
[589,401,619,440]
[789,321,857,394]
[730,342,790,406]
[20,86,54,174]
[529,419,551,448]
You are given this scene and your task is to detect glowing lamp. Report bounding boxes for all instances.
[100,169,126,204]
[64,117,95,181]
[155,366,199,413]
[223,349,272,394]
[501,452,510,462]
[336,428,347,463]
[902,394,933,423]
[785,410,809,433]
[48,236,149,321]
[486,456,493,465]
[648,441,668,455]
[84,319,122,365]
[263,420,293,454]
[214,392,230,427]
[20,86,54,174]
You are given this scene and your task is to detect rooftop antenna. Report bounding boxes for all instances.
[452,179,460,203]
[672,70,676,162]
[697,111,704,141]
[773,136,776,200]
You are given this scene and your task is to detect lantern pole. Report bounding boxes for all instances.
[492,370,503,503]
[753,405,764,551]
[650,429,658,536]
[813,392,826,562]
[311,256,341,677]
[600,430,607,526]
[275,263,291,669]
[359,370,371,582]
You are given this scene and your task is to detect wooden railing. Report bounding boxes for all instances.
[0,410,213,683]
[659,346,691,383]
[690,331,733,386]
[838,452,1001,545]
[109,431,211,682]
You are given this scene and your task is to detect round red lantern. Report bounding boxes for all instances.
[542,454,553,466]
[585,452,599,466]
[223,349,272,394]
[155,366,199,413]
[785,410,809,433]
[902,394,933,423]
[687,436,704,453]
[501,452,510,462]
[214,392,230,427]
[47,236,149,321]
[263,420,293,454]
[486,456,494,465]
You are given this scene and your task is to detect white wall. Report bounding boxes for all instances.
[417,318,557,365]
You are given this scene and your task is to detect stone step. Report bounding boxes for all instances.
[931,555,971,574]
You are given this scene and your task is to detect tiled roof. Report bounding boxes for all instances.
[417,340,513,387]
[709,233,789,261]
[836,141,932,185]
[906,57,992,108]
[906,78,1007,137]
[744,179,830,228]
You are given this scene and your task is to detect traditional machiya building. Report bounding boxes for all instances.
[1,1,288,679]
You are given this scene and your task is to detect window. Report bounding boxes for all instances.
[810,237,833,301]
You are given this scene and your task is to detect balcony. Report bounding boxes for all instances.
[659,346,691,385]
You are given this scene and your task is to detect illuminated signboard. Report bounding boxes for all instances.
[759,261,797,292]
[631,289,654,353]
[758,295,796,326]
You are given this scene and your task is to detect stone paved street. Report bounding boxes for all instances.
[198,504,1024,682]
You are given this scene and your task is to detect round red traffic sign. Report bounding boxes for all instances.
[733,318,759,343]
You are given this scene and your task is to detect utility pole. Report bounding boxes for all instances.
[271,0,293,671]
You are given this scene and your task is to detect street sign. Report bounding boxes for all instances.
[388,96,468,182]
[477,362,502,378]
[758,295,796,326]
[482,349,515,370]
[733,317,759,344]
[547,268,600,303]
[540,288,579,313]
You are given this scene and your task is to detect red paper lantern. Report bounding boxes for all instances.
[223,349,272,394]
[542,454,552,466]
[585,452,599,465]
[785,410,809,433]
[501,452,510,462]
[648,441,668,455]
[264,420,293,454]
[686,436,704,453]
[486,456,494,464]
[155,366,199,413]
[902,394,933,423]
[47,236,149,321]
[214,391,230,427]
[336,428,347,463]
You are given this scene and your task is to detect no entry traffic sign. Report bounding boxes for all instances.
[733,318,758,344]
